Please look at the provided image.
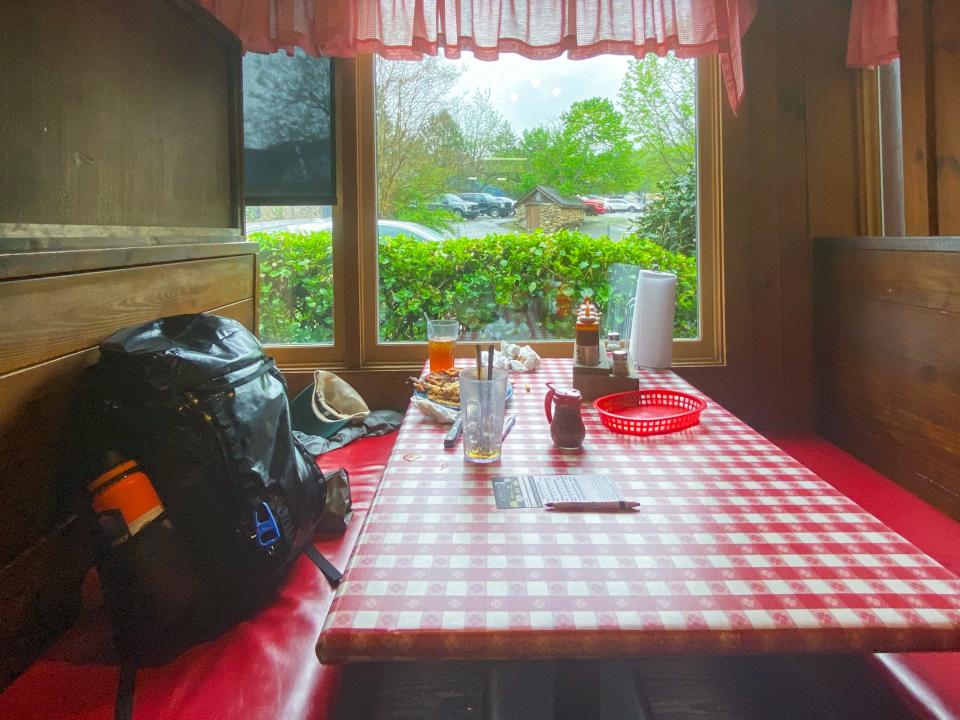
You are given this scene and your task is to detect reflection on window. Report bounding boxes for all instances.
[248,206,334,345]
[374,53,699,343]
[243,51,336,205]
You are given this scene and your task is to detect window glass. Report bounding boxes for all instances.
[248,205,334,344]
[243,51,336,205]
[374,53,699,343]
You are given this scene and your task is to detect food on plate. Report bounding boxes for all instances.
[410,367,462,406]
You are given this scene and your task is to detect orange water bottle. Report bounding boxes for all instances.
[88,453,166,545]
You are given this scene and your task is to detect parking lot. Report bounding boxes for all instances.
[247,210,645,242]
[451,211,643,241]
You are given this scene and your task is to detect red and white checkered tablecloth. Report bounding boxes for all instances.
[316,359,960,662]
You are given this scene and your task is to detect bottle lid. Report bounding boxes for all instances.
[88,459,139,494]
[553,387,582,404]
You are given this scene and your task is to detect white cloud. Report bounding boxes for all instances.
[446,53,632,132]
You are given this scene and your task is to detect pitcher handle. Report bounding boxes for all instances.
[544,382,556,424]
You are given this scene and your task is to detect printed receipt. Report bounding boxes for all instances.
[491,473,623,509]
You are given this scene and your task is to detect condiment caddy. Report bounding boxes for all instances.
[571,297,641,401]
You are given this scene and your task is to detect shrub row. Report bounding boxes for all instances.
[254,229,697,345]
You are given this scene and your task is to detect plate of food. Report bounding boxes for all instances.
[410,368,513,410]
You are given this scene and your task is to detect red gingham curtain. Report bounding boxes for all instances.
[847,0,899,67]
[199,0,759,111]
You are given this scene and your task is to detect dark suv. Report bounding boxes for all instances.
[427,194,480,219]
[458,192,515,217]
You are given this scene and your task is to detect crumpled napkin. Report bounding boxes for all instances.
[481,342,542,373]
[412,395,458,424]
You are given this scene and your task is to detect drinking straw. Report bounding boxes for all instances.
[475,344,483,379]
[487,344,494,382]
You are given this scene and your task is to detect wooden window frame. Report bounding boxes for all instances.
[268,55,725,371]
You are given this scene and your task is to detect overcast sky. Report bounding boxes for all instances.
[448,53,632,133]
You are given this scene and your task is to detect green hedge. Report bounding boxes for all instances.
[253,229,697,344]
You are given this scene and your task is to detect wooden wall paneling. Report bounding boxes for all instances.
[679,0,787,429]
[0,0,240,228]
[0,0,246,691]
[803,2,864,240]
[0,256,254,375]
[0,513,98,689]
[681,0,865,431]
[0,349,100,567]
[930,0,960,235]
[856,71,884,237]
[814,239,960,520]
[776,0,813,430]
[0,241,257,281]
[898,1,936,235]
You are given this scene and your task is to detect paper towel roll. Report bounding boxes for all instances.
[628,270,677,369]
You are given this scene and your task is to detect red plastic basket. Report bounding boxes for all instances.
[593,389,707,436]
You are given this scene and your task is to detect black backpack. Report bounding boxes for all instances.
[73,313,333,662]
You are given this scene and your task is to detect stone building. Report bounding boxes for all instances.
[514,185,587,232]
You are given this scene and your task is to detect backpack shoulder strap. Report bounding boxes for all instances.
[304,545,343,586]
[115,659,137,720]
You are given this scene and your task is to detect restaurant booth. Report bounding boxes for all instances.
[2,1,959,718]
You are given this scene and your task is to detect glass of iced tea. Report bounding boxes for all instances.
[426,318,459,372]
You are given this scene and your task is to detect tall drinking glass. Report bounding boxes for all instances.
[426,318,459,372]
[460,368,509,464]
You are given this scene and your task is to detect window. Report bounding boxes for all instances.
[371,54,702,349]
[244,52,343,359]
[247,205,335,345]
[250,54,723,368]
[359,54,721,365]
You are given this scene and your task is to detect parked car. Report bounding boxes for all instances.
[250,218,447,243]
[602,196,641,213]
[458,192,515,217]
[427,194,480,219]
[577,195,607,215]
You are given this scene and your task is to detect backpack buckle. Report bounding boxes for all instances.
[253,501,281,547]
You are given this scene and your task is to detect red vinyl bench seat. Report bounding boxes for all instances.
[769,434,960,720]
[0,432,397,720]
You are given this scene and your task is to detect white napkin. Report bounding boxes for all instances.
[496,342,542,372]
[411,395,458,424]
[628,270,677,369]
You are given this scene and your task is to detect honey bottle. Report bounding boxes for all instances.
[574,298,601,366]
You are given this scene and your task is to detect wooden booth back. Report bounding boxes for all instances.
[0,0,253,687]
[813,237,960,523]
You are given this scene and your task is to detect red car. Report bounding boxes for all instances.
[577,195,607,215]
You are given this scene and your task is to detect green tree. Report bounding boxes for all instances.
[631,161,697,256]
[618,54,696,184]
[524,98,641,196]
[456,89,515,183]
[375,57,463,217]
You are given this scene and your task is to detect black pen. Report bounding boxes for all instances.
[501,415,517,442]
[545,501,640,512]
